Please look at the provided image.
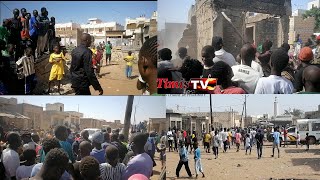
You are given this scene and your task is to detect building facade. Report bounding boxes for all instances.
[308,0,320,10]
[148,118,168,133]
[305,105,320,119]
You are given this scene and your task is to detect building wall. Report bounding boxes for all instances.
[288,16,315,44]
[16,104,44,130]
[166,113,182,130]
[0,117,26,130]
[46,103,64,112]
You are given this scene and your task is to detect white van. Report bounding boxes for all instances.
[295,119,320,144]
[83,128,101,141]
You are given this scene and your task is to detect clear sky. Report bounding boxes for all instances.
[0,1,157,25]
[158,0,310,30]
[166,95,320,117]
[4,96,166,124]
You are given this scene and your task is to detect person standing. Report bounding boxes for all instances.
[29,10,39,58]
[167,128,174,152]
[70,33,103,95]
[245,134,252,155]
[305,133,310,151]
[175,141,192,178]
[105,41,112,66]
[272,127,280,158]
[235,130,242,152]
[296,131,301,148]
[222,128,229,152]
[204,132,211,153]
[255,129,264,159]
[124,51,135,79]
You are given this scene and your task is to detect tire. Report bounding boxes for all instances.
[309,137,316,145]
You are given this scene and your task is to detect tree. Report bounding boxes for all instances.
[284,108,303,118]
[303,7,320,32]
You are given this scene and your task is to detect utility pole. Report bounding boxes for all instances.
[210,94,213,130]
[244,95,247,128]
[124,96,134,141]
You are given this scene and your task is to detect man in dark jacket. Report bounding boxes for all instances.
[70,33,103,95]
[255,129,264,159]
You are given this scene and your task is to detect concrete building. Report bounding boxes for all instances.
[305,105,320,119]
[272,115,294,127]
[148,118,168,133]
[308,0,320,10]
[65,111,84,131]
[288,16,315,44]
[16,103,44,130]
[102,120,124,130]
[80,118,104,130]
[292,9,307,17]
[55,22,82,46]
[166,111,183,130]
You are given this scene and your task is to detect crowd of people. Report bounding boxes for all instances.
[0,125,166,180]
[158,35,320,94]
[0,6,158,95]
[165,126,312,178]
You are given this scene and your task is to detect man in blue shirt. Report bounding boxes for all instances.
[194,143,205,178]
[176,141,192,178]
[272,127,280,158]
[29,10,39,57]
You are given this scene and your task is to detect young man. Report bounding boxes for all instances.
[255,129,264,159]
[137,36,157,95]
[201,45,215,78]
[222,128,229,152]
[212,36,236,67]
[1,132,22,180]
[54,125,75,162]
[171,47,190,70]
[245,134,252,155]
[257,40,273,77]
[272,128,280,158]
[100,145,126,180]
[79,141,92,160]
[296,131,301,148]
[305,133,310,151]
[79,156,100,180]
[16,47,36,94]
[194,143,205,178]
[212,131,219,159]
[232,43,262,94]
[210,61,246,94]
[73,130,91,161]
[16,149,37,180]
[70,33,103,95]
[294,47,314,92]
[122,133,153,180]
[105,41,112,66]
[90,131,105,163]
[167,128,174,152]
[175,141,192,178]
[235,130,242,152]
[28,148,69,180]
[301,65,320,93]
[204,131,211,153]
[255,49,294,94]
[124,51,135,79]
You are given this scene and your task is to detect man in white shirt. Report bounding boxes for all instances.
[255,48,294,94]
[232,43,262,94]
[1,132,22,180]
[212,36,237,67]
[221,128,229,152]
[16,149,37,180]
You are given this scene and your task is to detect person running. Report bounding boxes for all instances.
[272,127,280,158]
[176,141,192,178]
[245,134,252,155]
[296,131,301,148]
[255,129,264,159]
[212,131,219,159]
[100,145,126,180]
[235,130,242,152]
[167,128,174,152]
[105,41,112,66]
[255,48,294,94]
[194,143,205,178]
[70,33,103,95]
[47,44,67,94]
[222,128,229,152]
[305,133,310,151]
[204,131,211,153]
[124,51,135,79]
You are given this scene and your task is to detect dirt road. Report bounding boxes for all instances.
[166,142,320,180]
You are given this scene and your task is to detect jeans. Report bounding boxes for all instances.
[126,65,132,77]
[223,140,228,152]
[213,146,218,157]
[257,144,263,158]
[176,161,192,177]
[195,159,203,174]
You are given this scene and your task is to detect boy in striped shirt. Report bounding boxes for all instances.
[16,47,36,94]
[100,145,126,180]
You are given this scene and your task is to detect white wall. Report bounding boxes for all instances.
[308,0,320,10]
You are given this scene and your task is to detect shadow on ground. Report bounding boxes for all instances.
[285,149,320,155]
[291,158,320,171]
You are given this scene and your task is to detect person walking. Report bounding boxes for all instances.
[272,127,280,158]
[175,141,192,178]
[212,131,219,159]
[105,41,112,66]
[255,129,264,159]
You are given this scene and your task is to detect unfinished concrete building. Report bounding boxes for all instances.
[179,0,292,59]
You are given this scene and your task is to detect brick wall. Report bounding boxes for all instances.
[288,16,315,44]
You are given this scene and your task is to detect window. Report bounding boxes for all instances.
[312,123,320,131]
[298,123,308,131]
[99,28,102,32]
[170,121,175,128]
[60,107,62,112]
[177,121,181,130]
[287,127,296,133]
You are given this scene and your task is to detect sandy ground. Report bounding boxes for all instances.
[151,152,166,180]
[89,60,141,95]
[166,142,320,180]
